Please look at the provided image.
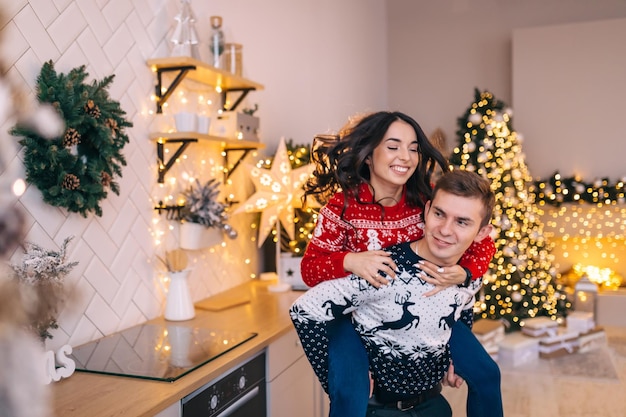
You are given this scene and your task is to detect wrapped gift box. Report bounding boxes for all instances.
[538,328,579,359]
[498,332,539,367]
[577,327,607,353]
[566,311,595,334]
[473,319,506,356]
[596,289,626,327]
[473,319,506,342]
[209,111,259,141]
[521,317,559,338]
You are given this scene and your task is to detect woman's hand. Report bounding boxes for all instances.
[344,250,397,288]
[416,261,466,296]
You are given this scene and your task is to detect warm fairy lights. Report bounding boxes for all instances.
[532,172,625,206]
[570,263,622,290]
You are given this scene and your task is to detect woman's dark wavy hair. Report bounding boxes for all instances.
[303,111,448,216]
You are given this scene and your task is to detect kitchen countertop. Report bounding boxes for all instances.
[52,280,303,417]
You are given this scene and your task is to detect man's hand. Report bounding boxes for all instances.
[443,362,464,388]
[344,251,397,288]
[417,261,466,296]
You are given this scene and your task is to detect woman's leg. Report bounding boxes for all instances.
[327,315,370,417]
[449,320,503,417]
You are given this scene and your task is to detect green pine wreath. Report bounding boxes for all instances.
[11,60,131,217]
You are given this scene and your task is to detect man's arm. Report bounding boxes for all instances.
[289,276,366,392]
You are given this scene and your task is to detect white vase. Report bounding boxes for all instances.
[180,222,222,250]
[165,270,195,321]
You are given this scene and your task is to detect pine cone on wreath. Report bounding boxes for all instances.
[84,99,101,119]
[62,173,80,190]
[105,118,119,138]
[101,172,112,188]
[62,127,81,147]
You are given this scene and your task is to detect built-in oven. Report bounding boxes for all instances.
[181,351,266,417]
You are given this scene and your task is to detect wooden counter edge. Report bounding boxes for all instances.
[52,280,304,417]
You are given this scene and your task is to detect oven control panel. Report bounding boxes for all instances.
[182,352,266,417]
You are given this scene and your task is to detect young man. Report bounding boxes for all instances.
[290,169,496,416]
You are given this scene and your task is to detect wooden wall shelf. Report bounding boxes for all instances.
[150,132,265,183]
[147,56,265,113]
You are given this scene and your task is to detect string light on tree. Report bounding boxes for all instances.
[449,88,570,330]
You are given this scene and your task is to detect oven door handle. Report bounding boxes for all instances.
[215,386,261,417]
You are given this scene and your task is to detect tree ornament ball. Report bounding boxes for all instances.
[468,112,482,125]
[511,292,523,303]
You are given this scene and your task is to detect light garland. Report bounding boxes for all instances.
[532,172,626,206]
[571,263,622,290]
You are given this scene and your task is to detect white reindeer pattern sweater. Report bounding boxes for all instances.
[289,242,482,402]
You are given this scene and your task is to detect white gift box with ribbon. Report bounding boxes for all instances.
[538,327,580,358]
[577,327,607,353]
[498,332,539,367]
[521,316,560,338]
[566,311,596,334]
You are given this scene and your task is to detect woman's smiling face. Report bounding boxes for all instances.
[366,119,419,194]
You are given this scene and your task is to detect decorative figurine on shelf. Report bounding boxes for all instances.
[209,16,225,68]
[170,0,200,59]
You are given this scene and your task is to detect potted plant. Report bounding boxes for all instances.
[179,178,228,249]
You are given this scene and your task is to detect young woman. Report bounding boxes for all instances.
[300,111,502,417]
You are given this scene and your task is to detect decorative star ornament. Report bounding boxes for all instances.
[235,137,314,247]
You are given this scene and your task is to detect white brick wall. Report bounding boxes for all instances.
[1,0,259,351]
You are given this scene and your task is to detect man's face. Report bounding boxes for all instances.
[423,190,492,266]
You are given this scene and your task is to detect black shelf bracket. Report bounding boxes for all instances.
[154,65,196,113]
[222,88,255,111]
[154,201,185,220]
[157,138,198,183]
[223,147,255,181]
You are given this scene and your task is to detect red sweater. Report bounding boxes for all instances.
[301,183,496,287]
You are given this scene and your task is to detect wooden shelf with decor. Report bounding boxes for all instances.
[147,56,265,184]
[149,131,265,183]
[147,56,264,113]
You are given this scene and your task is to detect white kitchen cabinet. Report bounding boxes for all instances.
[153,402,180,417]
[267,329,329,417]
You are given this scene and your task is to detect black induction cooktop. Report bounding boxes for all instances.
[69,323,257,382]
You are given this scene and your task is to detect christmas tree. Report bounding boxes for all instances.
[449,89,570,330]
